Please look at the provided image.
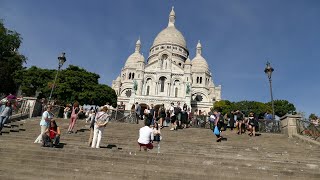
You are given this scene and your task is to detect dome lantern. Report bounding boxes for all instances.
[196,40,202,55]
[168,6,175,27]
[135,37,141,53]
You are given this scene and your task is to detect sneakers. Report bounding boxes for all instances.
[170,128,174,131]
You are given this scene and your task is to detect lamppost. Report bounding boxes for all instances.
[48,52,67,103]
[264,61,275,120]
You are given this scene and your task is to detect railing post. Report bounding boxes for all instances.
[280,114,301,138]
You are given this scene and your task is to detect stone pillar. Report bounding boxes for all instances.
[280,114,302,138]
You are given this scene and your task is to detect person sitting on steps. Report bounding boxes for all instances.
[138,119,154,151]
[42,120,60,147]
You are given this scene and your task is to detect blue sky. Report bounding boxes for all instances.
[1,0,319,116]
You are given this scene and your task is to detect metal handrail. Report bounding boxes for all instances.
[296,119,320,141]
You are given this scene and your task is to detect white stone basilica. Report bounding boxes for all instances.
[112,7,221,112]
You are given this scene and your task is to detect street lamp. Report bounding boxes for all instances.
[48,52,67,103]
[264,61,275,120]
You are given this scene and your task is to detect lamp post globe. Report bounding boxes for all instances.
[48,52,67,103]
[264,61,275,120]
[58,52,66,68]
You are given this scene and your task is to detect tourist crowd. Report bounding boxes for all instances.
[30,100,268,150]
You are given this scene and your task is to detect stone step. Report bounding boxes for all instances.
[1,153,318,180]
[1,118,319,179]
[1,144,319,174]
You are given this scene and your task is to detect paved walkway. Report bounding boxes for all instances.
[0,118,319,180]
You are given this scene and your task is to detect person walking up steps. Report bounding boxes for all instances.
[67,102,80,134]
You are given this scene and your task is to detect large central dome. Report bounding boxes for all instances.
[152,26,186,48]
[151,7,187,49]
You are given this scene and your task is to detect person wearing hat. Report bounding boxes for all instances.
[91,106,110,148]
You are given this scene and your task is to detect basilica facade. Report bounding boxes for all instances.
[112,7,221,112]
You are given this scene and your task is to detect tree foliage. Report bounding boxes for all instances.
[14,65,117,106]
[214,99,295,118]
[14,66,55,97]
[308,113,318,120]
[0,20,26,95]
[266,100,296,117]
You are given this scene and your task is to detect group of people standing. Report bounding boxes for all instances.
[132,101,192,131]
[208,109,259,142]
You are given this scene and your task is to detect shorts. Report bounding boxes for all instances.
[154,135,161,142]
[138,142,153,149]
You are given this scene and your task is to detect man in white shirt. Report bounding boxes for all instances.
[138,120,154,151]
[169,102,176,131]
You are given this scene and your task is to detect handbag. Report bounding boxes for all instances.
[213,126,220,136]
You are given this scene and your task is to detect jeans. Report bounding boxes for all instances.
[34,125,47,143]
[42,134,60,147]
[91,125,105,148]
[0,116,9,131]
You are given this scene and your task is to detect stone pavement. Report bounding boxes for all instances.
[0,118,319,180]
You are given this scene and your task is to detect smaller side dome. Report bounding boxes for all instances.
[192,41,209,73]
[125,38,145,67]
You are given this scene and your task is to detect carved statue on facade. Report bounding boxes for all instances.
[186,83,191,94]
[133,80,138,92]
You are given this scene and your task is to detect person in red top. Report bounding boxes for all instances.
[42,120,61,147]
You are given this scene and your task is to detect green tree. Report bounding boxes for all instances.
[234,101,270,117]
[309,113,318,120]
[0,20,26,95]
[14,65,117,106]
[266,100,296,117]
[213,100,234,115]
[14,66,55,97]
[214,100,271,118]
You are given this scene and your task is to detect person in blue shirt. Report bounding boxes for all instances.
[264,111,273,120]
[0,101,12,135]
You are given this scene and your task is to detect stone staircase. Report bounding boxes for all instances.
[0,118,319,180]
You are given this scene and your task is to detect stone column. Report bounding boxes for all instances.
[155,82,158,95]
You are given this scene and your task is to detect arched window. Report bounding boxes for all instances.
[132,73,135,79]
[160,77,166,92]
[128,73,131,79]
[197,77,199,83]
[146,86,150,95]
[200,77,202,84]
[175,87,178,97]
